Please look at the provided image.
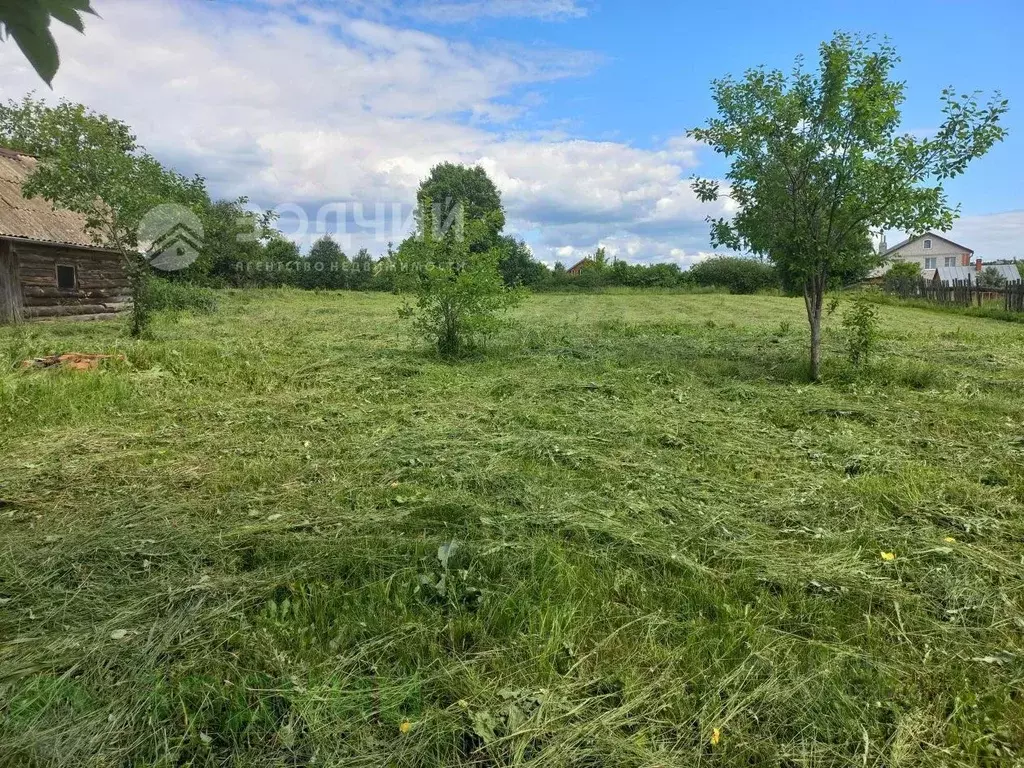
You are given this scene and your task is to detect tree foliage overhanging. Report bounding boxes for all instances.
[0,0,96,85]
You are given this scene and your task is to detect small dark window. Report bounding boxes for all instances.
[56,264,77,290]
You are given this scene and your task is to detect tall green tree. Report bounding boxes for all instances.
[349,248,376,290]
[1,96,209,335]
[301,235,348,290]
[0,1,96,85]
[497,235,547,287]
[415,163,505,251]
[197,198,277,286]
[689,33,1008,379]
[261,236,301,287]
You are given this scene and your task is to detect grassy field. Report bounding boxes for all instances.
[1,289,1023,767]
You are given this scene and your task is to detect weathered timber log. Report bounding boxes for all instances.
[24,303,122,318]
[23,286,130,300]
[0,240,23,324]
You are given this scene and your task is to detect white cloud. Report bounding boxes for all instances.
[352,0,589,23]
[945,211,1024,260]
[0,0,727,264]
[402,0,588,22]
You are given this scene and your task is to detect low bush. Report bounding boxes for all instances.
[841,293,879,367]
[688,257,778,294]
[148,278,219,314]
[882,261,922,295]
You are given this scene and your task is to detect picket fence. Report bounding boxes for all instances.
[887,277,1024,313]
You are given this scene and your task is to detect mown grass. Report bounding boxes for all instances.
[1,289,1023,767]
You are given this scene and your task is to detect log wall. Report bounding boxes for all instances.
[11,240,129,319]
[0,239,23,324]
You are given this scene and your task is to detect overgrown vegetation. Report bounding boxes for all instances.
[840,292,878,366]
[883,260,923,295]
[147,278,219,314]
[1,291,1023,766]
[977,266,1010,289]
[688,256,778,294]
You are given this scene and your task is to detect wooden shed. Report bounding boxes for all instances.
[0,148,129,323]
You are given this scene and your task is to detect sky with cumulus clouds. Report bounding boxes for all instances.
[1,0,1022,264]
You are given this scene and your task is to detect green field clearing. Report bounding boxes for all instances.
[1,290,1023,766]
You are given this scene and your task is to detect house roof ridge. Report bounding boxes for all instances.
[882,230,974,258]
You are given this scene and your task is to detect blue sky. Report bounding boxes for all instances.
[1,0,1021,262]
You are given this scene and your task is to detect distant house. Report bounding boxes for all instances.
[0,148,128,322]
[878,231,974,282]
[566,258,594,276]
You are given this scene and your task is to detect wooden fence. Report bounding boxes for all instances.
[887,277,1024,312]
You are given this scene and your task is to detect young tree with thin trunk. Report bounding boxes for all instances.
[689,32,1008,380]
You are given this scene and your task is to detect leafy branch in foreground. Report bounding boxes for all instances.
[690,31,1008,380]
[0,0,97,85]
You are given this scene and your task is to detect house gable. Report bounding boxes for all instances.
[566,258,594,275]
[883,232,974,260]
[883,231,974,271]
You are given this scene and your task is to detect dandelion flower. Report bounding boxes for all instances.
[944,536,956,544]
[400,720,412,734]
[880,551,896,561]
[711,727,721,746]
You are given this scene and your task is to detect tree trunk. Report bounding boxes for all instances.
[804,275,825,382]
[0,240,24,325]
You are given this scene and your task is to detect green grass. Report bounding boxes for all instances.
[1,289,1023,767]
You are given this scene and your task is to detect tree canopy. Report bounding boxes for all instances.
[690,32,1008,379]
[416,162,506,250]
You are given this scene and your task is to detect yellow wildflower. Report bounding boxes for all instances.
[880,551,896,561]
[711,727,721,746]
[944,536,956,544]
[399,720,412,734]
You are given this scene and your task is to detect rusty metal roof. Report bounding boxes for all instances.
[0,149,115,250]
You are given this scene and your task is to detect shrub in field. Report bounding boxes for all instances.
[148,278,218,314]
[841,293,879,366]
[688,256,778,294]
[399,217,520,357]
[883,261,922,295]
